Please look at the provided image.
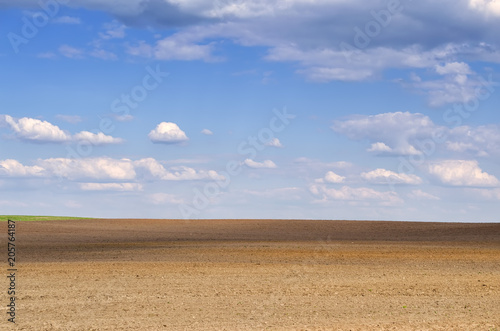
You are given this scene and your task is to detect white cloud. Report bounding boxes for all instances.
[79,183,143,191]
[165,165,223,181]
[361,168,422,185]
[265,137,283,147]
[98,21,126,39]
[315,171,345,184]
[0,157,224,183]
[435,62,472,75]
[58,44,84,59]
[201,129,213,135]
[297,66,373,82]
[406,62,485,107]
[333,112,432,156]
[310,184,403,205]
[134,158,223,181]
[113,114,134,122]
[38,157,136,181]
[1,115,123,145]
[148,122,189,144]
[126,40,153,57]
[243,159,277,169]
[446,125,500,156]
[1,115,71,142]
[53,16,81,24]
[155,36,216,61]
[428,160,499,187]
[469,0,500,16]
[408,189,440,200]
[265,44,473,85]
[133,158,167,178]
[6,1,500,90]
[333,112,500,158]
[128,31,218,61]
[367,142,392,153]
[73,131,123,145]
[0,159,45,177]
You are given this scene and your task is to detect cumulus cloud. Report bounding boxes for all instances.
[134,158,223,181]
[333,112,500,157]
[148,122,189,144]
[243,159,277,169]
[361,168,422,185]
[0,159,45,177]
[315,171,345,184]
[404,62,491,107]
[38,157,136,181]
[1,115,71,142]
[367,142,393,153]
[79,183,143,191]
[265,138,283,147]
[0,115,123,145]
[310,184,403,205]
[332,112,431,156]
[427,160,499,187]
[0,157,224,184]
[73,131,123,145]
[446,125,500,157]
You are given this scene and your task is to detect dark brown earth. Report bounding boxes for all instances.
[2,219,500,330]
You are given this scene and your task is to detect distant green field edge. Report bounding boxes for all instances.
[0,215,96,222]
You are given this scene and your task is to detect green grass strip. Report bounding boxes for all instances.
[0,215,95,222]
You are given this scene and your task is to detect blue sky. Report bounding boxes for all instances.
[1,0,500,221]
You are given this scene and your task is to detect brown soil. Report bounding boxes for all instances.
[2,219,500,330]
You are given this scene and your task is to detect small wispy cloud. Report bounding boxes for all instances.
[201,129,213,135]
[53,16,81,24]
[58,45,84,59]
[243,159,277,169]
